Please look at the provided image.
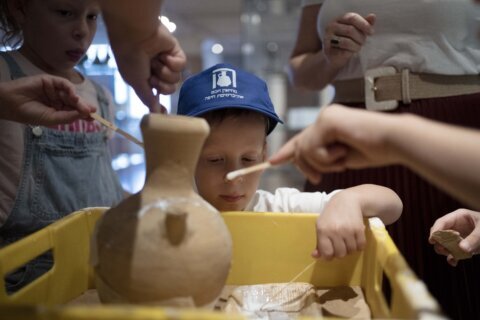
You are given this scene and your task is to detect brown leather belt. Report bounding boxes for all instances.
[332,67,480,111]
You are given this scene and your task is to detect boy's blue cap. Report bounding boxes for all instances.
[177,63,283,134]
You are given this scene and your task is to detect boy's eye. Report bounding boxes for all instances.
[208,158,223,163]
[242,157,257,163]
[88,14,98,21]
[57,10,73,17]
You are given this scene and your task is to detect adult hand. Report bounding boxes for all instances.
[323,13,375,69]
[269,105,396,184]
[0,75,96,125]
[429,209,480,266]
[111,24,186,113]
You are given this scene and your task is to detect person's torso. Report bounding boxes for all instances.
[316,0,480,79]
[0,51,123,240]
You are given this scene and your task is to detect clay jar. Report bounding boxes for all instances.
[92,114,232,306]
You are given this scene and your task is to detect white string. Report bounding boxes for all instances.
[258,260,317,312]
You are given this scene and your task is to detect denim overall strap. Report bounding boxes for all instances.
[0,53,123,241]
[0,52,25,79]
[0,52,124,292]
[90,81,109,119]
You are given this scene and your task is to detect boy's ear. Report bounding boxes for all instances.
[7,0,27,25]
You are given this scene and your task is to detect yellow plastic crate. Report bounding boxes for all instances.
[0,207,442,319]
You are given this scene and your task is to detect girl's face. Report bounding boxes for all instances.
[16,0,100,79]
[195,114,267,212]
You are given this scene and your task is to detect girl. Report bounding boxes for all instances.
[0,0,124,292]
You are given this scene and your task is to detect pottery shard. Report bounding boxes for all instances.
[431,230,472,260]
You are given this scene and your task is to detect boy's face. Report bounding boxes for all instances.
[195,114,267,212]
[17,0,99,77]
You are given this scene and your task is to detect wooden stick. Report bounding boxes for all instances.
[226,161,272,181]
[90,113,144,148]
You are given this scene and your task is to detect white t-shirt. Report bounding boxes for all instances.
[302,0,480,80]
[0,51,115,226]
[245,187,341,213]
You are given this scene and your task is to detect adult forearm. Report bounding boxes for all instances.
[289,53,340,91]
[389,115,480,209]
[101,0,162,46]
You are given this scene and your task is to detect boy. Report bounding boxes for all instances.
[177,63,402,260]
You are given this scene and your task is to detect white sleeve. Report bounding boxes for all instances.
[301,0,324,7]
[249,188,342,213]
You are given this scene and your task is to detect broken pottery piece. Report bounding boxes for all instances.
[92,114,232,306]
[431,229,472,260]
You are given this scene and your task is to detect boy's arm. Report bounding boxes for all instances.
[313,184,402,260]
[344,184,403,225]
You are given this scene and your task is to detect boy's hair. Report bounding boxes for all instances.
[177,63,283,135]
[200,108,270,136]
[0,0,22,48]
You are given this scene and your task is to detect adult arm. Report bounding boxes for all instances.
[0,75,95,125]
[270,105,480,209]
[289,4,375,91]
[101,0,186,112]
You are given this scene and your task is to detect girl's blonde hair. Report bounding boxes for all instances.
[0,0,23,48]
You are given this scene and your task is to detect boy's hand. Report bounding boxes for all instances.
[429,209,480,267]
[312,191,366,260]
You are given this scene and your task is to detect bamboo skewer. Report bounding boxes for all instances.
[90,113,144,148]
[226,161,272,181]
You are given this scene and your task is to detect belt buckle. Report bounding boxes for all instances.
[364,67,398,111]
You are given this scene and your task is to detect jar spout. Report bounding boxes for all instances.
[165,210,187,245]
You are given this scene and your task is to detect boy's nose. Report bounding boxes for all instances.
[73,21,88,39]
[224,160,247,183]
[223,172,244,183]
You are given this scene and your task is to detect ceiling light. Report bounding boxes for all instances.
[211,43,224,55]
[159,15,177,33]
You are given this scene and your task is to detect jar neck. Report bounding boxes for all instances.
[144,161,195,196]
[141,114,209,196]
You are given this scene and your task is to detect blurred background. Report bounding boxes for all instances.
[79,0,335,193]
